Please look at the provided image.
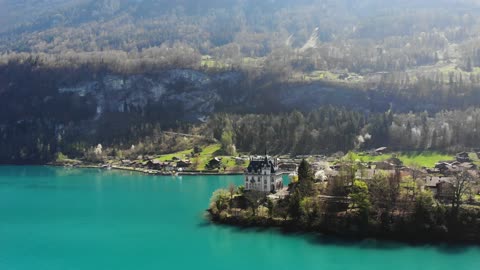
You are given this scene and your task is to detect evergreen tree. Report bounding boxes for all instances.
[297,159,314,197]
[288,189,302,219]
[298,159,313,182]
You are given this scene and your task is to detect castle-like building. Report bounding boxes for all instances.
[244,155,284,193]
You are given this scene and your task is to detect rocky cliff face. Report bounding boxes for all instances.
[57,69,244,122]
[0,68,259,163]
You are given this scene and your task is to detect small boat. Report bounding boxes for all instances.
[101,164,112,170]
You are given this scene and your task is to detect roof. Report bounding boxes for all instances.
[247,156,276,173]
[459,162,476,169]
[209,157,221,163]
[425,176,455,188]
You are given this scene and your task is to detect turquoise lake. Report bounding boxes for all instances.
[0,166,479,270]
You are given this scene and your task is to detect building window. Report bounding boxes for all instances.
[264,179,267,184]
[264,185,267,190]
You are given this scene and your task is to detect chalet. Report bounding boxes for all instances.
[206,157,222,170]
[456,152,471,163]
[244,155,284,193]
[435,160,477,175]
[145,159,163,170]
[374,147,388,155]
[121,160,134,166]
[435,161,462,176]
[176,160,192,168]
[435,162,457,175]
[435,162,450,171]
[424,176,456,201]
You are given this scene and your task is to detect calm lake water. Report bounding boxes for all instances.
[0,166,479,270]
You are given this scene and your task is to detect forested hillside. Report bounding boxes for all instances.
[2,0,480,163]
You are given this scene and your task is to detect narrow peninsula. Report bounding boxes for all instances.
[209,153,480,244]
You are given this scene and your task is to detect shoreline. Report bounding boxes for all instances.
[2,163,294,177]
[46,163,246,176]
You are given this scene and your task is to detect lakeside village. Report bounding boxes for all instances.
[208,148,480,243]
[54,141,480,242]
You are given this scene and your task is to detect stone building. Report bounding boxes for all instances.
[244,155,284,193]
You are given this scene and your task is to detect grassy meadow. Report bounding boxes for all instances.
[349,151,455,168]
[155,144,247,171]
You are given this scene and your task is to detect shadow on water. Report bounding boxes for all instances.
[197,220,214,228]
[435,245,472,254]
[297,230,479,253]
[199,217,480,253]
[197,218,273,234]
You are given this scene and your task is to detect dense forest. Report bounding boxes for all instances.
[207,107,480,155]
[2,0,480,163]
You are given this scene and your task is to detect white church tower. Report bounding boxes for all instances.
[244,153,283,193]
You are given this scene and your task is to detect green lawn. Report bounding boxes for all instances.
[192,144,221,170]
[156,149,193,162]
[55,153,82,164]
[155,144,247,171]
[349,151,454,168]
[469,152,480,166]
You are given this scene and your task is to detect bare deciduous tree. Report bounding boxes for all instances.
[452,170,476,212]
